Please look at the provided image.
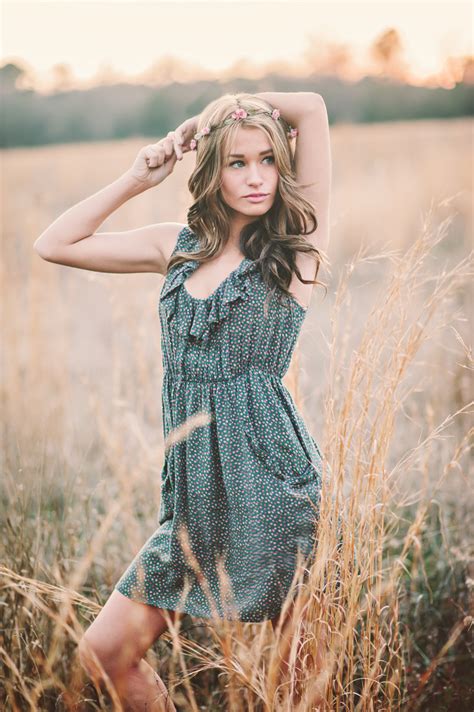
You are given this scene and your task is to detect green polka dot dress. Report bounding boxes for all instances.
[115,225,326,622]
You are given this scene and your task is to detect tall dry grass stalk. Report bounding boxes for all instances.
[0,195,472,712]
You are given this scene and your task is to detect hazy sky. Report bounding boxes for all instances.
[2,0,472,87]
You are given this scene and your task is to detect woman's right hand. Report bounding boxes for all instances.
[125,131,183,190]
[172,115,200,153]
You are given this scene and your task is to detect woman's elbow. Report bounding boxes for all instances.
[33,238,55,261]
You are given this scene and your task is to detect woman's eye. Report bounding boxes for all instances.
[229,156,275,168]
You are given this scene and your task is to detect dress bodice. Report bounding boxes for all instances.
[159,225,308,383]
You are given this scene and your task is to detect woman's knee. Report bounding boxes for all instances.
[77,631,125,683]
[76,591,177,682]
[78,628,154,687]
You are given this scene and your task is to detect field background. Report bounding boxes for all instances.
[1,117,473,710]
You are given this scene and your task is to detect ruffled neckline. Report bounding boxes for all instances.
[182,255,253,304]
[160,250,260,345]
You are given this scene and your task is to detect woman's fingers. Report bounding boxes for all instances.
[175,132,184,159]
[167,130,183,160]
[146,136,177,167]
[148,144,168,168]
[145,127,190,169]
[163,135,176,160]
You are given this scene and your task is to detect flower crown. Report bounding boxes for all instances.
[189,107,298,150]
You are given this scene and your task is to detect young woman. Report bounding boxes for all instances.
[34,91,331,710]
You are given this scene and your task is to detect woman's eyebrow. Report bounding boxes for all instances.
[228,149,274,157]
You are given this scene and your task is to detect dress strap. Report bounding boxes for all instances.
[171,225,198,259]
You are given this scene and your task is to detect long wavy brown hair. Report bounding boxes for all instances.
[168,92,327,310]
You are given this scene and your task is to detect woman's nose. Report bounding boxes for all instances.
[247,167,264,184]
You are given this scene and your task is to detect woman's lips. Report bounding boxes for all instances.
[244,194,269,202]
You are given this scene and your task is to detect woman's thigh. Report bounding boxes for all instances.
[78,589,178,675]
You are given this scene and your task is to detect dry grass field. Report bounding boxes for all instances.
[1,117,473,710]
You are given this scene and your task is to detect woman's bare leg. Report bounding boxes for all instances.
[111,658,176,712]
[77,589,179,711]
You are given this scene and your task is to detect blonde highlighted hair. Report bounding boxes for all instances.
[168,92,326,309]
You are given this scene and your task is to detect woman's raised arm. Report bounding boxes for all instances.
[256,91,331,253]
[33,133,185,274]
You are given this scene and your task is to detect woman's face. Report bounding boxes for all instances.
[220,125,279,218]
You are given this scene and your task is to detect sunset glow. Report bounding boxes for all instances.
[2,0,472,92]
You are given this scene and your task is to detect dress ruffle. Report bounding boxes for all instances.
[160,255,260,345]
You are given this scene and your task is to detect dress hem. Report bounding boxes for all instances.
[113,584,280,623]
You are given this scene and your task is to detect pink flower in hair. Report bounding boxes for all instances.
[271,108,280,120]
[289,127,298,138]
[201,126,211,135]
[190,138,197,150]
[231,108,248,120]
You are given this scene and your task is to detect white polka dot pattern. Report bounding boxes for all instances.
[114,226,326,622]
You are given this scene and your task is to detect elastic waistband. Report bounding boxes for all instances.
[163,366,282,384]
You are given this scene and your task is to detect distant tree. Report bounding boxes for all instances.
[304,37,354,78]
[140,55,192,87]
[454,56,474,85]
[369,28,410,81]
[51,63,75,92]
[430,54,474,88]
[0,62,25,94]
[462,56,474,85]
[92,62,123,87]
